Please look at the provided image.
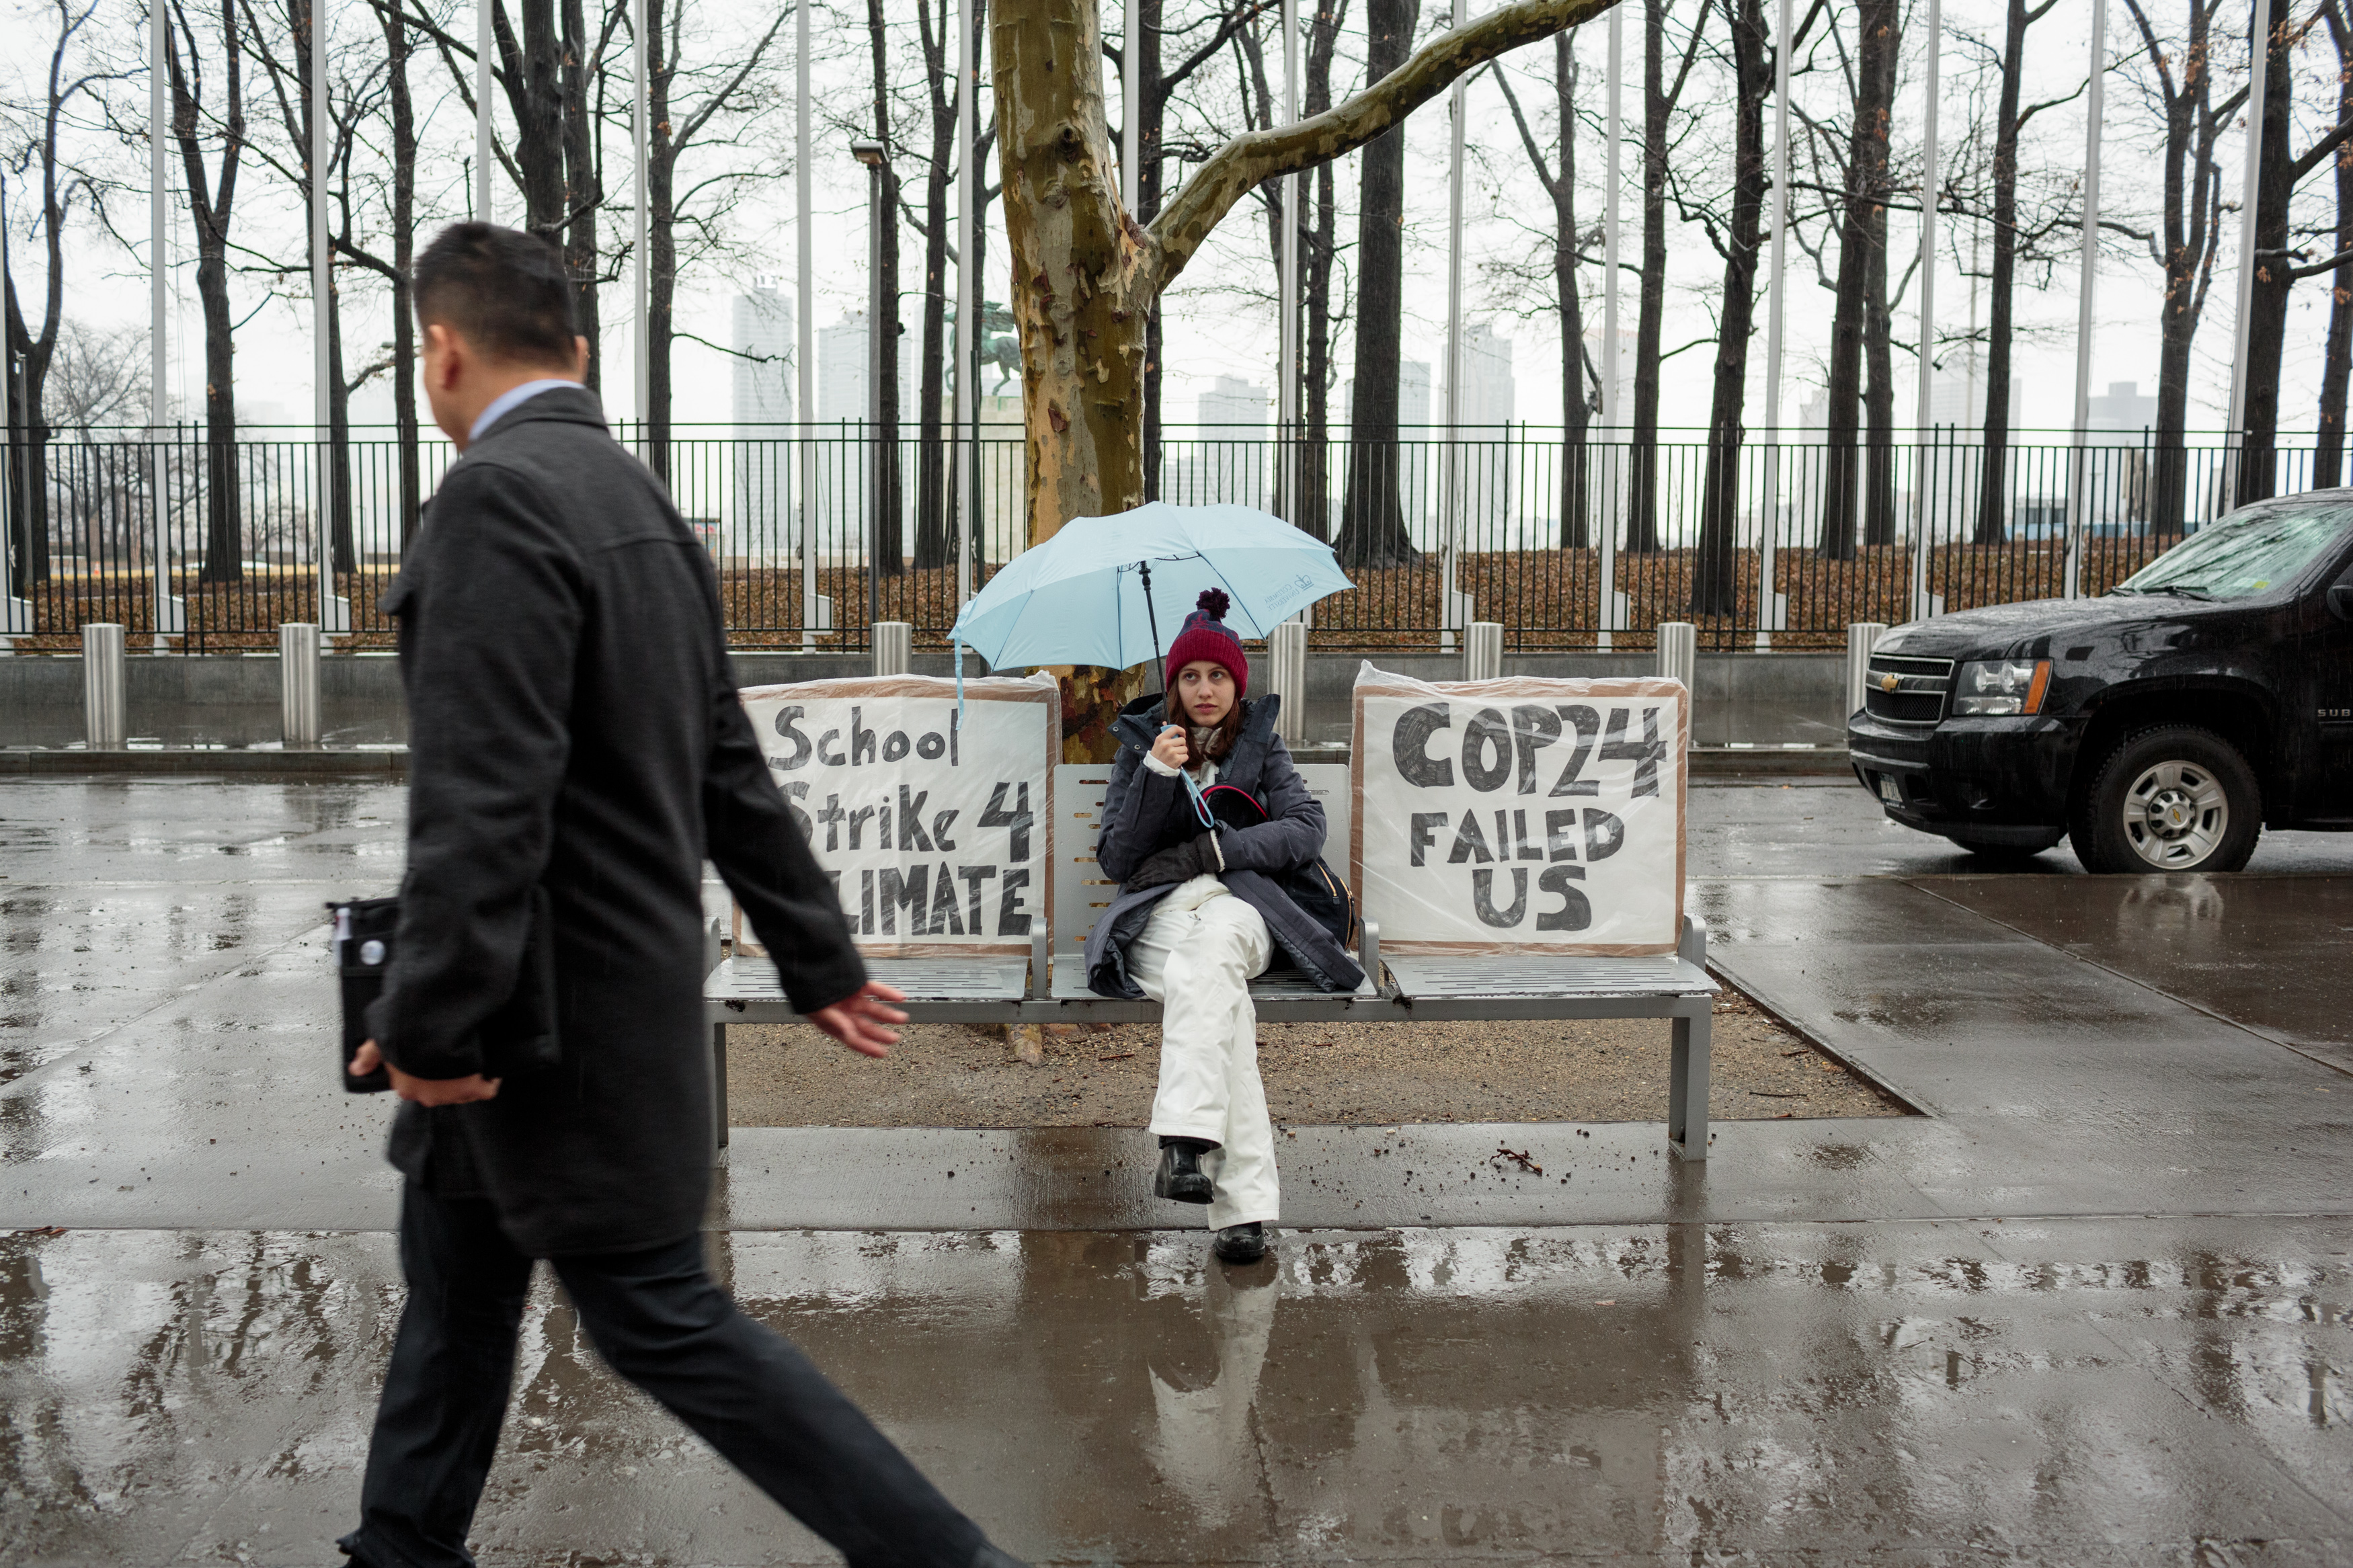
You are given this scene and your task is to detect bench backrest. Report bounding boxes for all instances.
[1048,762,1353,955]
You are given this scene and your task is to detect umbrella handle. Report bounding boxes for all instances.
[1140,559,1164,690]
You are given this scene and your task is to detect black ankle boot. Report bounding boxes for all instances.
[1212,1222,1267,1263]
[1154,1139,1215,1204]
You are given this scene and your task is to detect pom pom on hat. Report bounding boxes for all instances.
[1164,584,1248,696]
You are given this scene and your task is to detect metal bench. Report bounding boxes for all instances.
[704,761,1718,1159]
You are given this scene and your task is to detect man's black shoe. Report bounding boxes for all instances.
[1212,1222,1267,1264]
[1154,1141,1214,1203]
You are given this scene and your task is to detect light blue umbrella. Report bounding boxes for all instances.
[951,502,1353,679]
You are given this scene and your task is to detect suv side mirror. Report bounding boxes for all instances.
[2332,583,2353,622]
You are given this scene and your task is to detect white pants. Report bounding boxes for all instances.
[1125,875,1279,1231]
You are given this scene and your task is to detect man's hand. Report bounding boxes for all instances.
[351,1040,502,1106]
[805,982,908,1058]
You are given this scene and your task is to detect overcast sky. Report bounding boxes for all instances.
[1,0,2325,442]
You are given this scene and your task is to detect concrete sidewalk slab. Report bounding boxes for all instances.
[1,1218,2343,1565]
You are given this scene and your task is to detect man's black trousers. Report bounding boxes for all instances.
[340,1182,990,1568]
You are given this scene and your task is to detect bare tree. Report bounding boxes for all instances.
[2,0,123,587]
[42,321,147,432]
[641,0,787,481]
[1334,0,1423,567]
[165,0,251,581]
[2118,0,2247,532]
[1628,0,1710,553]
[1493,30,1596,548]
[1689,0,1767,614]
[1817,0,1898,561]
[2318,0,2353,484]
[2235,1,2353,503]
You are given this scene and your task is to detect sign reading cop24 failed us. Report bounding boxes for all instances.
[735,675,1057,951]
[1352,673,1686,953]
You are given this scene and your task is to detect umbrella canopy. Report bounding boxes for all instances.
[951,502,1352,673]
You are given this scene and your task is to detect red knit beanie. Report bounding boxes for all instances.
[1164,589,1248,696]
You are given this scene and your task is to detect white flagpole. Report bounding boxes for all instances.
[1277,0,1299,530]
[798,0,818,643]
[2065,0,2104,597]
[1443,54,1467,649]
[149,0,182,641]
[634,0,650,442]
[312,0,348,633]
[475,1,492,219]
[957,0,977,606]
[1599,5,1622,650]
[1909,0,1941,623]
[2225,0,2272,513]
[1124,0,1142,206]
[1757,0,1791,649]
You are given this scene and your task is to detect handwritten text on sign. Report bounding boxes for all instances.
[1353,679,1685,952]
[738,678,1055,950]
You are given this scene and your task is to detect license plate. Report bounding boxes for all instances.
[1876,774,1903,804]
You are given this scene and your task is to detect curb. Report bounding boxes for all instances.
[0,748,409,779]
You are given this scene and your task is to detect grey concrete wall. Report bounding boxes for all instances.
[0,649,1851,749]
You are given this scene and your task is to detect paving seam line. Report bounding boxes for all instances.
[0,916,344,1100]
[1905,879,2353,1084]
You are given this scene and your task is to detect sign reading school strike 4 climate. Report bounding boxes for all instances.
[1349,665,1687,956]
[733,673,1058,956]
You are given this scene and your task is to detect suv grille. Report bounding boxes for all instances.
[1863,654,1954,725]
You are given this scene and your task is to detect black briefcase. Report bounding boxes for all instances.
[331,889,561,1093]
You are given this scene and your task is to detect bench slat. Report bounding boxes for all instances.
[1384,954,1716,1001]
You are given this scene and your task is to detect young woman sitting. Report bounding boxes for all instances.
[1084,591,1365,1263]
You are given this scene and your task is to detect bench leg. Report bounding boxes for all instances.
[1669,1008,1710,1161]
[712,1022,731,1151]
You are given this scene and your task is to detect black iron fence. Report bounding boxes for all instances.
[0,421,2311,653]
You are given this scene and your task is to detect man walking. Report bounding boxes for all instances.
[340,223,1019,1568]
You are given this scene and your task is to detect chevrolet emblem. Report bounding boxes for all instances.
[1879,673,1901,692]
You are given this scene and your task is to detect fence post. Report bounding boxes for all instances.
[1464,620,1503,682]
[82,622,126,750]
[1269,619,1308,744]
[873,620,912,677]
[280,622,321,749]
[1846,622,1888,718]
[1657,621,1697,690]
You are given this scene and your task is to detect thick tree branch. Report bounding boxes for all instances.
[1146,0,1619,289]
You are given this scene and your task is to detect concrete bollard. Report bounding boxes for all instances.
[1269,619,1308,744]
[1847,622,1888,717]
[873,620,912,677]
[1464,621,1503,682]
[81,622,126,750]
[280,622,321,749]
[1657,621,1698,690]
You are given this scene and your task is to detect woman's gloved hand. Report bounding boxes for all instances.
[1128,831,1224,889]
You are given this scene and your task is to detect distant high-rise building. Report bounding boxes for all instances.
[1162,376,1269,502]
[817,313,917,426]
[1457,324,1515,427]
[2085,380,2157,434]
[731,283,795,558]
[1927,366,2024,432]
[1451,327,1517,533]
[817,313,918,552]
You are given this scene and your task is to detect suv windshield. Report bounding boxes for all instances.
[2113,501,2353,602]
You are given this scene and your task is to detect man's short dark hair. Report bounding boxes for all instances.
[411,222,579,367]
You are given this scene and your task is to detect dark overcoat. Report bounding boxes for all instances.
[368,386,863,1257]
[1084,692,1365,999]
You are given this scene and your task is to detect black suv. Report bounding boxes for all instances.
[1846,493,2353,872]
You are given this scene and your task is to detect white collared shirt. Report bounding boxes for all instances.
[467,378,580,445]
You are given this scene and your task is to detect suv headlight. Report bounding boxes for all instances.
[1952,659,2051,716]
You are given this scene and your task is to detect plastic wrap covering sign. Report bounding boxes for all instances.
[731,672,1058,957]
[1349,665,1687,955]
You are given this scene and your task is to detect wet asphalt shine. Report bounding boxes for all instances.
[1,776,2347,1565]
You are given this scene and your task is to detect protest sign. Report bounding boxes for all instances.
[1349,663,1686,955]
[731,672,1058,957]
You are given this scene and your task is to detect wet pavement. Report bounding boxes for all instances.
[1,777,2348,1563]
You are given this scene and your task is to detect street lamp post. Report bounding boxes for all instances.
[853,138,888,641]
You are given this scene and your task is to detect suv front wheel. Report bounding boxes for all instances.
[2069,726,2262,874]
